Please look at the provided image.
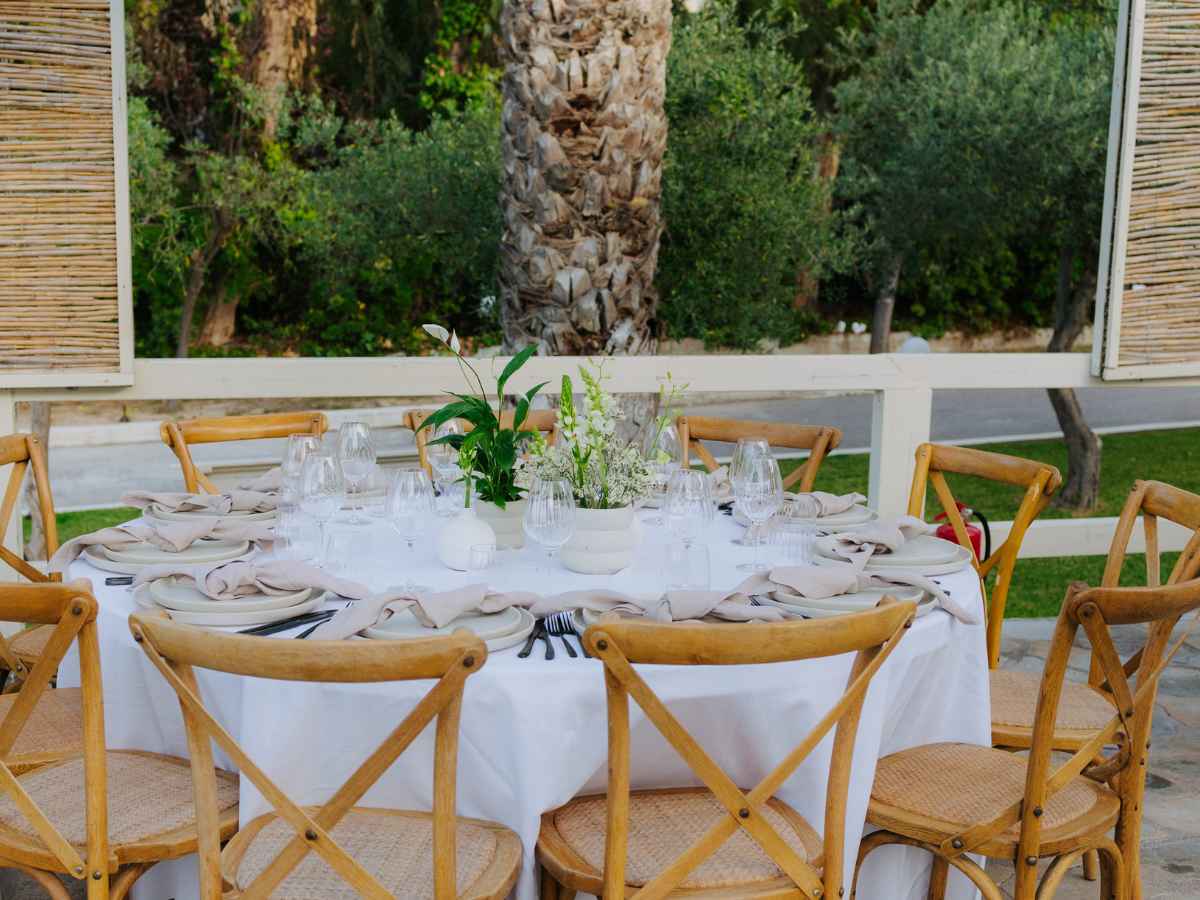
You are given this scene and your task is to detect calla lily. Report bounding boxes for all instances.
[422,323,450,343]
[450,331,462,354]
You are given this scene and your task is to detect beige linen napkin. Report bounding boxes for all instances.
[824,516,934,567]
[133,560,369,601]
[121,489,278,514]
[788,491,867,519]
[51,519,274,572]
[238,467,283,492]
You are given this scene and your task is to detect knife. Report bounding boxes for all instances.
[518,620,543,658]
[238,609,334,637]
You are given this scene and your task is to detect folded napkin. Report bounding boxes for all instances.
[238,467,283,493]
[788,491,867,519]
[121,489,278,514]
[823,516,934,568]
[51,518,274,572]
[134,560,369,602]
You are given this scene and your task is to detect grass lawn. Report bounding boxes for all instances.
[21,427,1197,619]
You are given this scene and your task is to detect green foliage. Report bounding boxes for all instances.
[419,0,502,115]
[658,3,848,350]
[291,102,504,355]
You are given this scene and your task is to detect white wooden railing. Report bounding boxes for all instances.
[2,352,1197,568]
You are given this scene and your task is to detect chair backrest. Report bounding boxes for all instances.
[0,581,107,883]
[406,408,557,478]
[583,600,915,900]
[676,416,843,493]
[159,412,328,493]
[939,576,1200,896]
[0,433,59,582]
[130,614,485,900]
[907,443,1062,668]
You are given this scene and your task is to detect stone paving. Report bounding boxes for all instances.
[1,618,1196,899]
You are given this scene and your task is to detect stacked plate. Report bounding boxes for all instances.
[763,584,933,619]
[83,539,252,575]
[146,505,276,524]
[734,498,878,531]
[364,606,536,651]
[814,533,972,576]
[133,577,323,628]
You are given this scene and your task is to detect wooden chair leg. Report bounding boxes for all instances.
[1083,847,1100,881]
[927,855,950,900]
[540,865,560,900]
[7,865,74,900]
[111,863,150,900]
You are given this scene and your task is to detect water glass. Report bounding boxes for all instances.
[386,469,435,591]
[523,478,576,573]
[282,434,322,505]
[430,421,464,516]
[665,468,714,546]
[667,541,710,591]
[467,543,496,573]
[769,515,816,565]
[299,451,344,567]
[642,424,681,526]
[338,422,377,525]
[323,529,354,574]
[273,504,317,561]
[735,456,784,572]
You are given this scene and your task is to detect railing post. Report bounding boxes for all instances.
[869,387,932,519]
[0,391,20,578]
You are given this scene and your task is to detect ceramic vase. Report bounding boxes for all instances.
[475,498,527,549]
[435,508,496,571]
[560,505,637,575]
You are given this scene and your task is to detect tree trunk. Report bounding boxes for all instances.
[21,403,50,561]
[1046,244,1101,512]
[252,0,317,135]
[177,212,232,358]
[869,255,902,353]
[794,133,841,312]
[198,269,237,346]
[497,0,671,359]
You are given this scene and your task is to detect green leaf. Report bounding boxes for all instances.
[420,401,475,431]
[496,345,537,397]
[524,381,549,403]
[513,397,530,431]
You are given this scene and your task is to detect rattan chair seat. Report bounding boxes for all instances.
[0,750,238,866]
[0,686,83,771]
[538,787,823,893]
[226,807,522,899]
[990,670,1118,749]
[9,625,53,668]
[869,742,1120,855]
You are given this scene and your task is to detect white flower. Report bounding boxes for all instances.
[851,321,868,335]
[450,330,461,354]
[422,324,450,343]
[835,320,847,334]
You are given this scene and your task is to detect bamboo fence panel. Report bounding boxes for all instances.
[1116,0,1200,368]
[0,0,121,373]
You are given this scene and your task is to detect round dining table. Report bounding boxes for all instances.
[60,505,990,900]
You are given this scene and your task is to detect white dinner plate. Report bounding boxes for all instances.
[148,577,313,614]
[815,534,973,575]
[147,505,276,524]
[82,544,255,575]
[104,539,251,566]
[364,605,527,642]
[735,501,877,531]
[768,584,925,613]
[777,594,937,619]
[134,583,324,627]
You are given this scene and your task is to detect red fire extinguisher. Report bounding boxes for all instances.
[934,502,991,561]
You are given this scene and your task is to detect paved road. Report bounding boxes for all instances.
[45,385,1200,508]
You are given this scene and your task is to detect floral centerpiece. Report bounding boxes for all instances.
[419,324,546,550]
[526,363,652,573]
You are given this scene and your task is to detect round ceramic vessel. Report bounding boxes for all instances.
[435,510,497,571]
[560,505,636,575]
[474,498,526,549]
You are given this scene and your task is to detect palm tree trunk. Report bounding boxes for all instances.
[497,0,672,359]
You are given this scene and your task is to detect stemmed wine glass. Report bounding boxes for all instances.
[429,420,464,516]
[522,478,576,574]
[729,437,772,555]
[386,469,435,592]
[337,422,377,525]
[665,468,714,547]
[299,451,344,568]
[735,456,784,572]
[281,434,322,506]
[642,424,680,526]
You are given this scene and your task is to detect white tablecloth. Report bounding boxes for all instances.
[61,508,990,900]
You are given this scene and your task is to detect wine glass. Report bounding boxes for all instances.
[337,422,377,526]
[282,434,321,505]
[665,468,714,548]
[729,437,772,491]
[299,451,343,567]
[735,456,784,572]
[642,424,680,526]
[386,469,435,592]
[522,478,576,574]
[429,420,464,516]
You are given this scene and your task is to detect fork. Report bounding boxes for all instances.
[545,611,588,658]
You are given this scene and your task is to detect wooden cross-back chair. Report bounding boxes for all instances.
[676,416,843,493]
[406,408,557,479]
[129,615,522,899]
[854,575,1200,900]
[536,600,916,900]
[0,580,237,900]
[908,442,1063,669]
[160,412,328,493]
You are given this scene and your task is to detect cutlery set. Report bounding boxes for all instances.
[518,611,589,660]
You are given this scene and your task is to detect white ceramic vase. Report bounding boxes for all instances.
[474,498,526,549]
[435,509,496,571]
[560,505,637,575]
